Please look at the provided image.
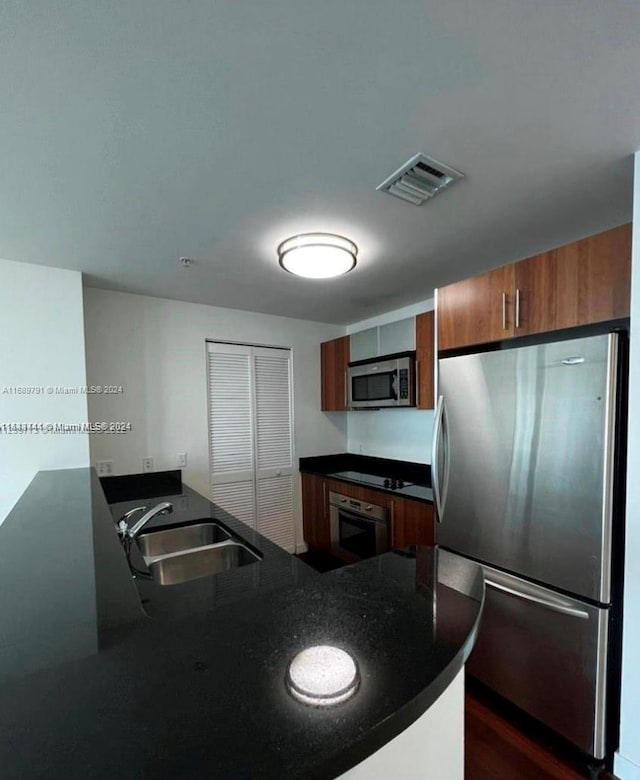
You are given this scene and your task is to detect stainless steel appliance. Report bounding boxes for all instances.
[347,353,415,408]
[329,491,389,562]
[433,332,623,760]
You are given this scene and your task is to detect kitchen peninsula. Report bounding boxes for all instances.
[0,468,483,779]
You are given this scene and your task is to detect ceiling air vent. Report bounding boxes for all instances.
[377,153,464,206]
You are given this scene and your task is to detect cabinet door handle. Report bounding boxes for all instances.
[344,370,348,410]
[515,288,521,329]
[502,292,507,330]
[415,361,420,407]
[322,481,327,520]
[390,500,395,547]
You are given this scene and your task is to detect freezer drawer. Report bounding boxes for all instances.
[467,561,609,759]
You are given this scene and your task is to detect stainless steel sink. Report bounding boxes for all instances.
[137,522,230,558]
[146,542,261,585]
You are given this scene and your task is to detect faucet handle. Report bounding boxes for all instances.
[117,506,148,537]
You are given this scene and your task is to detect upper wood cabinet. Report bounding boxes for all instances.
[415,311,435,409]
[321,313,434,411]
[321,335,350,411]
[437,264,515,350]
[514,224,631,336]
[437,224,631,351]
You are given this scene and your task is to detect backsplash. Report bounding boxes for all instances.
[347,409,434,464]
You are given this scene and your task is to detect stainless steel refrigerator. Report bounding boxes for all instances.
[433,332,624,760]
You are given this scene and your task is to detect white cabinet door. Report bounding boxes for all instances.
[379,317,415,354]
[350,327,378,361]
[350,318,416,361]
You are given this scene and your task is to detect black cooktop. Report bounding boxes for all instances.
[331,471,414,491]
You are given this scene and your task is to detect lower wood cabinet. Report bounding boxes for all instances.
[390,497,435,547]
[301,473,434,553]
[301,473,330,551]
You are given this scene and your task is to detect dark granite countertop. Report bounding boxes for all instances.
[299,453,434,503]
[0,467,482,779]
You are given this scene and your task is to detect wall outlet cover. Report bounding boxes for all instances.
[142,457,154,473]
[177,452,187,467]
[96,460,114,476]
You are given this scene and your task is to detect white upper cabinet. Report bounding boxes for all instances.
[379,317,415,355]
[350,327,378,362]
[350,317,415,361]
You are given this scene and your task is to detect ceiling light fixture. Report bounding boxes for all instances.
[286,645,359,706]
[277,233,357,279]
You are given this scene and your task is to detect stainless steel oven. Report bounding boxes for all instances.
[329,491,389,562]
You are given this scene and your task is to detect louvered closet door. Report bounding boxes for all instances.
[207,344,256,529]
[254,348,294,552]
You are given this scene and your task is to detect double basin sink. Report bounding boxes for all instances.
[135,522,262,586]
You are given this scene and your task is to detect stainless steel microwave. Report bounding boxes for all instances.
[347,353,416,408]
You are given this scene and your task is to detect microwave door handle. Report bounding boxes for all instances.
[391,370,398,400]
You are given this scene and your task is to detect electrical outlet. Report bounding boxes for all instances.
[96,460,114,477]
[142,457,154,473]
[177,452,187,467]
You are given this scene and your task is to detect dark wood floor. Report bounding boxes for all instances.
[465,688,618,780]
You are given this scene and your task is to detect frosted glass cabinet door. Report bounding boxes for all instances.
[379,318,415,355]
[350,327,378,361]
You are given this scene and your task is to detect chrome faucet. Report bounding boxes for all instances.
[118,502,174,539]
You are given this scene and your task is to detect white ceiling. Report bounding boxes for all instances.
[0,1,638,324]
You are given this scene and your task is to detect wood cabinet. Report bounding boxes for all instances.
[301,473,435,553]
[390,497,435,548]
[437,224,631,351]
[301,473,330,551]
[437,264,515,351]
[514,224,631,336]
[415,310,435,409]
[320,336,350,411]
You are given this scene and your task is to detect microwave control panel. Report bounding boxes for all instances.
[398,368,409,400]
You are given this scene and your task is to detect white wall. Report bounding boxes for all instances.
[82,288,348,547]
[615,154,640,780]
[346,298,435,464]
[0,259,90,524]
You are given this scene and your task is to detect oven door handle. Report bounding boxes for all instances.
[332,507,387,525]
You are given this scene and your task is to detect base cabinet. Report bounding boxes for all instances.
[391,498,435,547]
[301,473,434,553]
[301,474,330,551]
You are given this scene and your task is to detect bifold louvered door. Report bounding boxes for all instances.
[207,342,294,551]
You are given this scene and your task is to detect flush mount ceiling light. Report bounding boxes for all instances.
[277,233,357,279]
[286,645,359,707]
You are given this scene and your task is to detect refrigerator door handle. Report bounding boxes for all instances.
[432,394,444,521]
[485,578,590,620]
